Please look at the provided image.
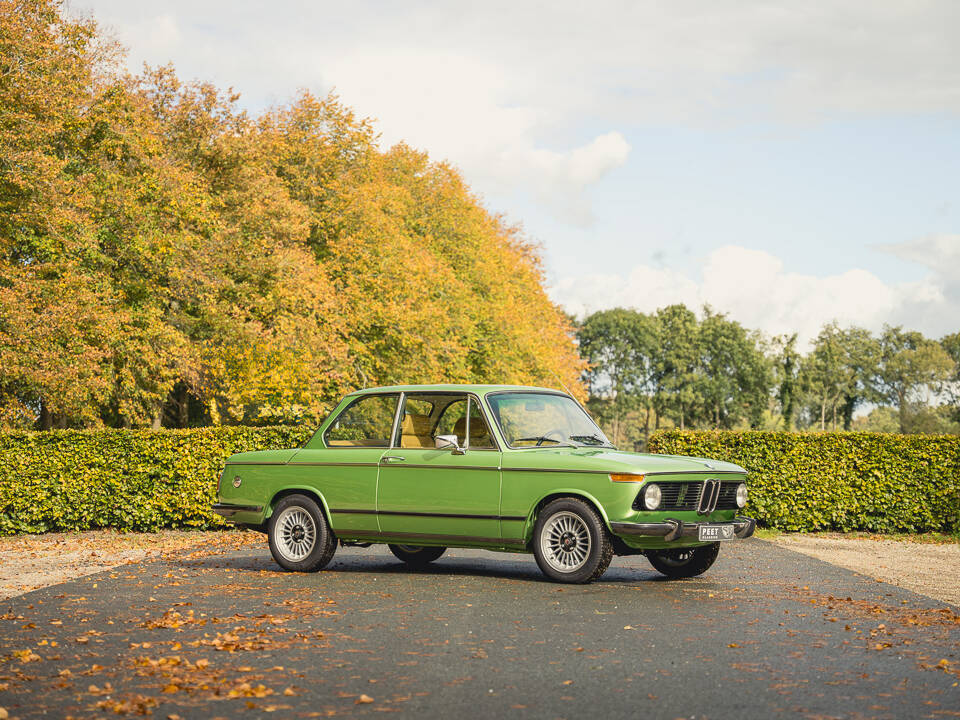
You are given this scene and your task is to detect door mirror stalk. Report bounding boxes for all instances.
[435,434,466,455]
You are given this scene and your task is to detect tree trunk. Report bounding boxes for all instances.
[898,390,908,433]
[820,402,826,431]
[40,400,52,430]
[176,384,189,428]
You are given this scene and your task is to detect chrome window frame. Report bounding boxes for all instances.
[390,391,501,451]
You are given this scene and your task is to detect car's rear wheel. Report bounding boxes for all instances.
[268,494,337,572]
[532,498,613,584]
[388,544,446,567]
[647,543,720,578]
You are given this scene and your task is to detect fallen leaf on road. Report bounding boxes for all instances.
[356,694,374,704]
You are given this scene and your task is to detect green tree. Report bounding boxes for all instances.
[577,308,657,445]
[696,309,771,429]
[652,305,701,430]
[872,325,955,433]
[941,332,960,423]
[800,323,878,431]
[772,334,800,429]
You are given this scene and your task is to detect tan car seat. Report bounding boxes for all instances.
[400,413,433,448]
[453,415,494,448]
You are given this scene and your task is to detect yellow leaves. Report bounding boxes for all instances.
[355,694,374,704]
[228,682,273,699]
[13,649,41,663]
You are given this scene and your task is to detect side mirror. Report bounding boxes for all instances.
[435,434,466,454]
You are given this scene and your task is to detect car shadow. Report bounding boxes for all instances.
[172,548,673,585]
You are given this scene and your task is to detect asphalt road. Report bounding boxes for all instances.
[1,537,958,720]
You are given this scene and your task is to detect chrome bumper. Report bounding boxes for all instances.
[610,516,756,542]
[212,502,263,518]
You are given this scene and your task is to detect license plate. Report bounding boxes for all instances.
[698,524,735,541]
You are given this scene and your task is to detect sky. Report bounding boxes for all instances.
[71,0,960,347]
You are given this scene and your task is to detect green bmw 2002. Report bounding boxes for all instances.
[214,385,755,584]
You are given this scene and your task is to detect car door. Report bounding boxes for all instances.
[288,392,400,537]
[376,392,503,543]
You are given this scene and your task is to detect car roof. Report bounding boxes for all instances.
[347,384,570,397]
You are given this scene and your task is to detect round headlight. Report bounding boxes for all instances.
[736,483,748,508]
[643,483,662,510]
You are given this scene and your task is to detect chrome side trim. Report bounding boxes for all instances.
[213,502,263,516]
[336,529,526,547]
[286,462,382,467]
[376,463,501,471]
[331,508,526,521]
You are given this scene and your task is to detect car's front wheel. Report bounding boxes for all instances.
[647,543,720,578]
[268,494,337,572]
[388,544,446,567]
[532,498,613,583]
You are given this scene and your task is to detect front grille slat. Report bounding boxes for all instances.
[633,480,742,512]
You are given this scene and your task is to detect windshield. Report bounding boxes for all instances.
[486,392,613,449]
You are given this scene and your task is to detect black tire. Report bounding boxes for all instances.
[647,543,720,579]
[388,544,446,567]
[532,498,614,584]
[267,494,337,572]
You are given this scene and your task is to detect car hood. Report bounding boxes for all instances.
[500,447,746,475]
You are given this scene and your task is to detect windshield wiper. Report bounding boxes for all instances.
[568,434,613,447]
[514,436,576,448]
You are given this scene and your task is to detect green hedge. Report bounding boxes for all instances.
[0,426,312,535]
[4,426,958,536]
[648,430,960,533]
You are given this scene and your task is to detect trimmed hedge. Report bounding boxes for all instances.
[3,426,958,535]
[0,426,312,535]
[648,430,960,533]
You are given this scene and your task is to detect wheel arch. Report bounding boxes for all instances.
[524,489,612,543]
[267,486,333,528]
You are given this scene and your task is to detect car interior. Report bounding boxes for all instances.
[398,394,495,449]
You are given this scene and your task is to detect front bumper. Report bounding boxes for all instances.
[610,516,756,542]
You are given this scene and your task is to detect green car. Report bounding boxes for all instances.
[214,385,755,584]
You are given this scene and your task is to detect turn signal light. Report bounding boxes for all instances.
[609,473,644,483]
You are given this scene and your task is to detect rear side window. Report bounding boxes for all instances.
[324,394,399,447]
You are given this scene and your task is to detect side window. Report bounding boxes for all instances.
[434,399,467,439]
[399,395,442,449]
[435,397,496,449]
[466,400,496,449]
[324,394,399,447]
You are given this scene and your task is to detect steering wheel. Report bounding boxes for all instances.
[537,428,566,446]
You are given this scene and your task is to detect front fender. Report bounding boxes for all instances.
[522,487,614,543]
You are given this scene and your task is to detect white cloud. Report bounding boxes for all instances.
[74,0,960,222]
[553,240,960,346]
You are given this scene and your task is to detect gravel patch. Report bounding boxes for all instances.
[0,530,236,600]
[768,534,960,607]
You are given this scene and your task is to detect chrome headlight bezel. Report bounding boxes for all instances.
[736,483,748,508]
[642,482,662,510]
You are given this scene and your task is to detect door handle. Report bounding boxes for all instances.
[380,455,406,464]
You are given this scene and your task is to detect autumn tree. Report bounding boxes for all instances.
[0,0,584,429]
